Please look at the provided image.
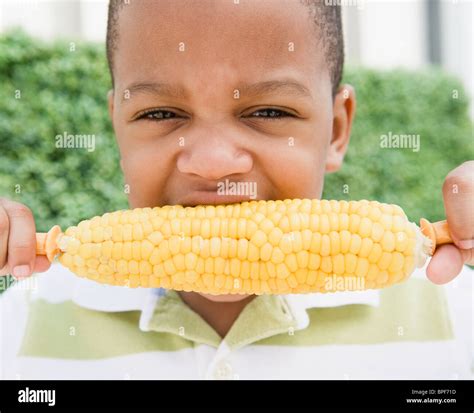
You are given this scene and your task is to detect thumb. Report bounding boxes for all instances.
[442,161,474,249]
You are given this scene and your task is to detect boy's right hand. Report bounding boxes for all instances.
[0,198,51,278]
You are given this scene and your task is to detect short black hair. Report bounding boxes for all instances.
[106,0,344,95]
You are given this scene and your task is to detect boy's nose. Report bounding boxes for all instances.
[176,128,253,181]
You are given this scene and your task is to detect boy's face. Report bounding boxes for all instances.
[108,0,355,302]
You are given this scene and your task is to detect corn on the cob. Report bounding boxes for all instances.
[35,199,449,295]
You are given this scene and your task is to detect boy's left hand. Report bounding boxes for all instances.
[426,161,474,284]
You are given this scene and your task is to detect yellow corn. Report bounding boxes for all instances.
[36,199,436,295]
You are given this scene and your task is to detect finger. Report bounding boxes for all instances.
[442,161,474,249]
[32,256,51,273]
[0,254,51,277]
[1,199,36,279]
[0,204,9,270]
[426,244,465,284]
[460,247,474,266]
[0,264,10,276]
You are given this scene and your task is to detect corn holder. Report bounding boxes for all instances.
[35,199,452,295]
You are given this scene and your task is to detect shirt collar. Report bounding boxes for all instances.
[283,290,380,331]
[71,276,151,312]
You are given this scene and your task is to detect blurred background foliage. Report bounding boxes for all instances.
[0,29,473,235]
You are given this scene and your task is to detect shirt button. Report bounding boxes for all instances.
[214,361,234,380]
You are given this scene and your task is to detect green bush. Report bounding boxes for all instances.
[0,30,472,232]
[0,30,127,234]
[324,65,473,222]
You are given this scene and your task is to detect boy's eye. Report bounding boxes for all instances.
[247,108,294,120]
[134,107,294,122]
[135,109,180,121]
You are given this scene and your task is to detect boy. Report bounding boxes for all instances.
[0,0,473,379]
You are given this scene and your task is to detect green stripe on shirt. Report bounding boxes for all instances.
[256,278,453,346]
[18,300,193,359]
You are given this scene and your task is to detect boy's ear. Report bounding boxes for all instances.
[325,84,356,173]
[107,89,115,125]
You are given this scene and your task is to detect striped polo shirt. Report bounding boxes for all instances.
[0,262,472,380]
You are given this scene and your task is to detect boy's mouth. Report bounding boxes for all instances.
[178,191,259,207]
